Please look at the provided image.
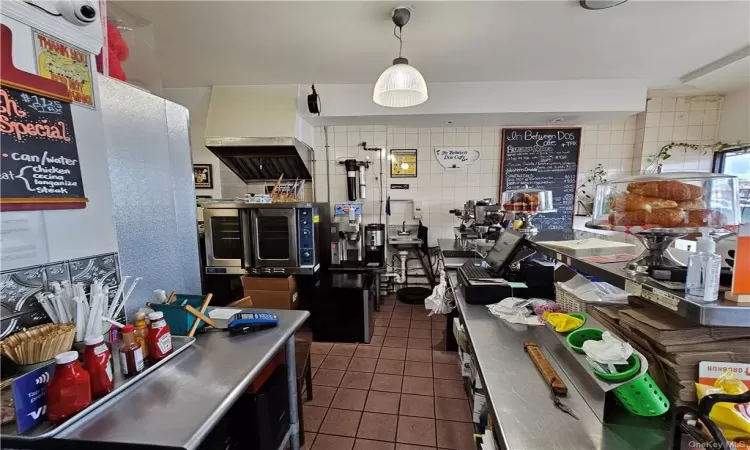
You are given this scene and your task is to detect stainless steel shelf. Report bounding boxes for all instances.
[526,230,750,327]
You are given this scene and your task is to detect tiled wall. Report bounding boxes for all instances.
[309,95,724,240]
[0,253,120,339]
[634,96,722,173]
[312,123,640,240]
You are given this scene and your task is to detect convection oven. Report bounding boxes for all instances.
[202,202,327,275]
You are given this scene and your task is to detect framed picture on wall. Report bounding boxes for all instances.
[193,164,213,189]
[390,149,418,178]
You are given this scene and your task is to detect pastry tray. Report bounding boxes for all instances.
[1,335,195,440]
[585,221,736,236]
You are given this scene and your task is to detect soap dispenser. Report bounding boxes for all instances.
[685,228,722,303]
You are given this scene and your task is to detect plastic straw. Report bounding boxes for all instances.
[112,277,141,321]
[106,276,130,319]
[35,293,59,324]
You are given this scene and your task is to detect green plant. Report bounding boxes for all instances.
[577,164,608,202]
[644,141,749,173]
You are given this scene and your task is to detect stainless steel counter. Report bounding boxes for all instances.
[45,309,309,449]
[439,229,749,327]
[449,272,668,450]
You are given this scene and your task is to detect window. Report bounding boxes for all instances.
[714,147,750,223]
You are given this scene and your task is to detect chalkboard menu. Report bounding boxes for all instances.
[0,85,85,210]
[500,128,581,230]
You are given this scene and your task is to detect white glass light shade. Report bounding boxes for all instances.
[373,61,428,108]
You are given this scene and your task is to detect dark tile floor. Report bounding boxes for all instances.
[301,297,475,450]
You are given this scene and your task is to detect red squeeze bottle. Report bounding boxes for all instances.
[47,351,92,424]
[83,335,114,398]
[147,311,173,362]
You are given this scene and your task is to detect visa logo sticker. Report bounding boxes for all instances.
[12,362,55,433]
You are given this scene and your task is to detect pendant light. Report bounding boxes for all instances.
[373,7,428,108]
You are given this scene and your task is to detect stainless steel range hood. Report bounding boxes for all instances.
[205,85,313,182]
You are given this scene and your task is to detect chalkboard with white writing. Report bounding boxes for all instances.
[500,128,581,230]
[0,85,85,207]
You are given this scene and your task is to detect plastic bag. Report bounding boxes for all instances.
[695,371,750,441]
[558,274,629,304]
[425,271,453,316]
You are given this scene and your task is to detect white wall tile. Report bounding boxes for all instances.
[675,97,690,112]
[703,110,719,126]
[687,125,703,141]
[672,126,687,141]
[646,98,662,112]
[645,112,660,127]
[661,97,677,112]
[610,130,624,145]
[674,111,689,127]
[623,130,636,145]
[688,111,704,126]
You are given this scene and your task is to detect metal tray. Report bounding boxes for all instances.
[1,335,195,440]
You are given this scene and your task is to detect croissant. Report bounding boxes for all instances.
[676,198,707,211]
[627,181,704,201]
[610,194,678,212]
[608,208,685,227]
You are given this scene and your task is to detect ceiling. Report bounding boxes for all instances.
[115,1,750,91]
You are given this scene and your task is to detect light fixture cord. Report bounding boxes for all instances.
[393,25,403,58]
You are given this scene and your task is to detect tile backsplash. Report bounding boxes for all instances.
[0,253,120,339]
[309,95,724,240]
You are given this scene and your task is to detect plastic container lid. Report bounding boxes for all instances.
[121,324,135,333]
[84,335,104,346]
[696,228,716,253]
[148,311,164,321]
[55,351,79,365]
[135,311,146,320]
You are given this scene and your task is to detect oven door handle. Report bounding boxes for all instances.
[241,209,252,270]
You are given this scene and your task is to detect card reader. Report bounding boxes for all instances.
[227,311,280,335]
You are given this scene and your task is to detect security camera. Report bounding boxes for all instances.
[57,0,98,26]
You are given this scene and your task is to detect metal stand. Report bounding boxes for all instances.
[285,336,300,450]
[625,230,687,274]
[516,213,539,235]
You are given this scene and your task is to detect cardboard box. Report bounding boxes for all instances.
[241,275,298,310]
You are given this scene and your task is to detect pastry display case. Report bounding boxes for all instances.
[586,172,741,273]
[501,187,555,234]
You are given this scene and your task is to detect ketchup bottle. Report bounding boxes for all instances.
[83,335,114,398]
[47,351,91,424]
[147,311,173,362]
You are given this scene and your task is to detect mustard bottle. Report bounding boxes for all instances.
[133,311,150,359]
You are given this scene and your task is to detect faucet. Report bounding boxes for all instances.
[397,221,411,236]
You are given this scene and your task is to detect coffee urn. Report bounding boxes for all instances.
[364,223,385,267]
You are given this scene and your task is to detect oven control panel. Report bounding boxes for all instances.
[297,207,316,266]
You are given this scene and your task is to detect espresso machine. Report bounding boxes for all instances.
[364,223,385,267]
[331,204,364,267]
[449,199,505,239]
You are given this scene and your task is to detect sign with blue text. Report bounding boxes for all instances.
[11,362,55,433]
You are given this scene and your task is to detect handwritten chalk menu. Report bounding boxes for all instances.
[500,128,580,230]
[0,85,85,209]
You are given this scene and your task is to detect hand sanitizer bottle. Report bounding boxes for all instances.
[685,228,721,303]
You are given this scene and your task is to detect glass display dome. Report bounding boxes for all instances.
[501,188,554,213]
[588,172,741,232]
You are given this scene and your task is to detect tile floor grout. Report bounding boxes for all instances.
[300,299,475,450]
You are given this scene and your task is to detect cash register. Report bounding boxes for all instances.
[457,230,555,304]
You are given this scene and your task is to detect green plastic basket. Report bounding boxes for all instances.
[613,373,671,417]
[591,353,641,382]
[566,328,603,353]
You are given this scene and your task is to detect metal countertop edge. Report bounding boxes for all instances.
[184,310,310,450]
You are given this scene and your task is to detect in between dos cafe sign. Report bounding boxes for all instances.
[434,147,481,171]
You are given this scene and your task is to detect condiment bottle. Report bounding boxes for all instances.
[83,335,114,398]
[147,311,173,361]
[119,324,145,377]
[47,351,91,423]
[686,228,722,303]
[133,312,149,359]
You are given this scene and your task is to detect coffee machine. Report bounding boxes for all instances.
[331,204,364,267]
[364,223,385,267]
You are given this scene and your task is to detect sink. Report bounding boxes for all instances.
[388,237,422,251]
